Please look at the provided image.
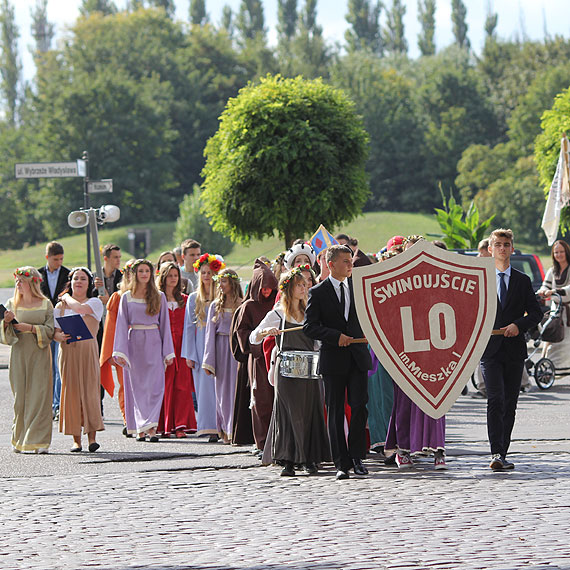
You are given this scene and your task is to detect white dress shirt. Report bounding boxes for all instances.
[496,265,511,305]
[328,275,350,321]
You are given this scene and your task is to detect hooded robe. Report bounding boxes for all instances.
[233,259,278,451]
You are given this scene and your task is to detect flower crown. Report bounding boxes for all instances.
[279,267,304,291]
[193,253,226,274]
[123,259,136,273]
[14,268,42,283]
[403,235,425,247]
[296,263,316,279]
[213,271,240,282]
[131,259,152,272]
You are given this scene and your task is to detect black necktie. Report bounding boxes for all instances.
[339,281,346,320]
[499,272,507,308]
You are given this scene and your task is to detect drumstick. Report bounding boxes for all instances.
[349,338,368,344]
[277,325,304,333]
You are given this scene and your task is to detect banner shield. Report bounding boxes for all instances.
[353,241,497,419]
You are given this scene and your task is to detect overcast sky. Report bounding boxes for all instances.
[13,0,570,81]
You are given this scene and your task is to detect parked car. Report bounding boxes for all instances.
[454,248,546,296]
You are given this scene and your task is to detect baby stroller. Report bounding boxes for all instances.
[525,292,564,390]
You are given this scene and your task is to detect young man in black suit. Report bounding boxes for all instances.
[481,229,542,471]
[304,244,372,480]
[38,241,70,419]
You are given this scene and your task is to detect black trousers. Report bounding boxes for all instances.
[480,354,524,458]
[322,360,369,472]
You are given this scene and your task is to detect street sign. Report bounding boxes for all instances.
[353,241,496,419]
[14,160,87,179]
[87,179,113,193]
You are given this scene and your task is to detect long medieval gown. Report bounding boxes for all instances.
[56,297,105,437]
[385,382,445,453]
[180,293,218,436]
[251,308,331,466]
[158,296,197,435]
[230,305,255,445]
[367,348,394,451]
[203,302,238,441]
[113,291,174,434]
[99,291,125,422]
[233,259,277,450]
[1,298,54,452]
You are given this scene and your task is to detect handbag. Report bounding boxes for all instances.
[540,310,565,343]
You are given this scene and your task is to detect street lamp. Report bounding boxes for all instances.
[67,205,121,296]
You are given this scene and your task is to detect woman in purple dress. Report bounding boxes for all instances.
[203,269,243,443]
[113,259,174,442]
[385,236,446,469]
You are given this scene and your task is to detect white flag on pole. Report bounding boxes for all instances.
[541,135,570,246]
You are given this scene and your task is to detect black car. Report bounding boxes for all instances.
[454,249,546,293]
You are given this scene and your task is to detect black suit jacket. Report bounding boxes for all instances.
[304,277,372,374]
[38,265,70,307]
[482,267,542,361]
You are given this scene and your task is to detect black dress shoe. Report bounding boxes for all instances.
[352,458,369,475]
[304,462,318,475]
[70,446,82,453]
[280,462,295,477]
[335,470,350,480]
[149,435,159,443]
[88,442,100,453]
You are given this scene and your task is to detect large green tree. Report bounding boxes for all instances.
[29,9,247,237]
[277,0,297,44]
[535,87,570,233]
[79,0,117,16]
[414,47,500,207]
[189,0,207,26]
[201,75,369,247]
[417,0,436,56]
[280,0,331,79]
[332,53,426,211]
[383,0,407,55]
[30,0,55,54]
[451,0,469,49]
[345,0,382,54]
[0,0,21,126]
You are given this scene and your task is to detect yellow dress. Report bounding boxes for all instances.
[0,298,54,452]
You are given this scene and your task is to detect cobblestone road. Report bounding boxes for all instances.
[1,348,570,569]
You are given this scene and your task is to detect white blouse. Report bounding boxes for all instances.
[250,308,316,350]
[55,297,104,322]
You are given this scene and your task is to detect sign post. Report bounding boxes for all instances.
[15,153,112,271]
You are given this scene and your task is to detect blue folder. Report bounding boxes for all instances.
[55,314,93,343]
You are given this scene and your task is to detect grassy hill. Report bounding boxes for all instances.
[0,212,550,287]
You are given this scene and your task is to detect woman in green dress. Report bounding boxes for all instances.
[1,267,54,453]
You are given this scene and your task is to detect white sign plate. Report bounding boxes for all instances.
[15,161,85,179]
[87,179,113,193]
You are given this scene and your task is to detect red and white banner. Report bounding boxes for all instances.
[353,241,496,418]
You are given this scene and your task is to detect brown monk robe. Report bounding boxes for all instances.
[233,259,278,451]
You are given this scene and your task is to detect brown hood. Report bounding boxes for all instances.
[248,258,278,304]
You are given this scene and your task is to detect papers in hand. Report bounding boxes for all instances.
[0,303,18,325]
[55,314,93,343]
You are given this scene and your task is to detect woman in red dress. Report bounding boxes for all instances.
[157,262,197,437]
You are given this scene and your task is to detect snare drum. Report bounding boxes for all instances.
[279,350,321,380]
